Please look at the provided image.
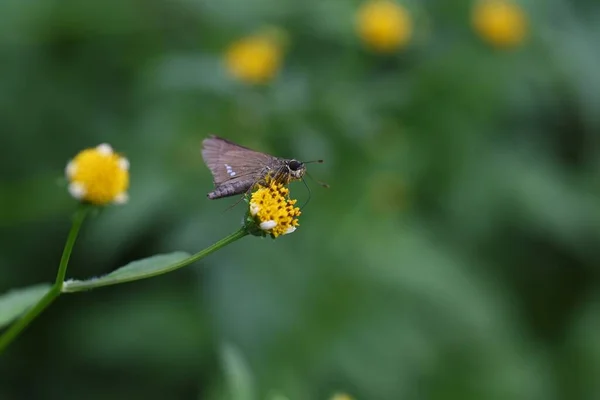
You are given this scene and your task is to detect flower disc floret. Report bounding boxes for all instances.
[248,180,301,238]
[65,143,130,206]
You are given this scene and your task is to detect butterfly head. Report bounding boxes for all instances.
[286,159,306,180]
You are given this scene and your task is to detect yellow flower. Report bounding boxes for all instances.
[225,29,284,85]
[356,0,412,53]
[472,0,527,48]
[248,180,301,238]
[65,143,129,206]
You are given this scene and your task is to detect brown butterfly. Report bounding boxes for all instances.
[201,135,323,199]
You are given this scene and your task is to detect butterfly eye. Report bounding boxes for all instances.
[288,160,303,171]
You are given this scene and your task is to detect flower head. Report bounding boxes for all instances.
[356,0,412,53]
[225,28,285,85]
[65,143,129,206]
[472,0,527,48]
[245,179,301,238]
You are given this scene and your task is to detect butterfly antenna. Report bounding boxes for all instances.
[303,159,325,164]
[305,171,330,189]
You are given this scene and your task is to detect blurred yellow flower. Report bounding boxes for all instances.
[472,0,527,48]
[225,30,284,84]
[330,393,355,400]
[249,180,300,238]
[356,0,412,53]
[65,143,129,206]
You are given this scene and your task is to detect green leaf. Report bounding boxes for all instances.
[62,252,191,293]
[221,343,256,400]
[0,283,52,329]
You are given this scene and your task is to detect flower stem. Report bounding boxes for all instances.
[0,206,89,353]
[55,206,89,285]
[62,227,250,292]
[174,227,249,269]
[124,227,249,280]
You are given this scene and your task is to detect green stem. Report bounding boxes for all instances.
[151,227,249,280]
[175,227,248,270]
[63,227,249,292]
[55,206,89,285]
[0,206,89,353]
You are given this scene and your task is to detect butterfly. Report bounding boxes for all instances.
[201,135,319,199]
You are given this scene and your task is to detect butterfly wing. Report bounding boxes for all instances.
[201,135,276,187]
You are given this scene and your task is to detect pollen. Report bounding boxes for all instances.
[65,143,130,206]
[249,180,301,238]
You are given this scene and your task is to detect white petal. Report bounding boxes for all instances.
[65,161,77,179]
[259,220,277,231]
[68,182,86,200]
[118,157,130,171]
[96,143,114,156]
[114,192,129,204]
[249,203,260,216]
[283,226,296,235]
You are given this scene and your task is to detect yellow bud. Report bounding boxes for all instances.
[65,144,129,206]
[472,0,527,48]
[356,0,412,53]
[225,30,284,84]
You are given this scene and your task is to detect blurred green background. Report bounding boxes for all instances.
[2,0,600,399]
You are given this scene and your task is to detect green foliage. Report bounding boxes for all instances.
[221,344,257,400]
[0,284,51,329]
